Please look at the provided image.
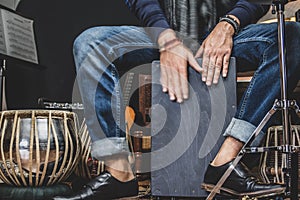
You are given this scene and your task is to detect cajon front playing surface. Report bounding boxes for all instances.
[151,58,237,197]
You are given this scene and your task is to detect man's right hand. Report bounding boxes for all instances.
[158,29,202,103]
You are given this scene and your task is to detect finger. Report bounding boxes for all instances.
[165,63,176,101]
[170,63,184,103]
[222,54,230,77]
[174,47,192,101]
[201,51,209,82]
[206,56,216,86]
[174,75,183,103]
[213,56,223,84]
[195,45,204,58]
[188,53,203,73]
[178,63,189,100]
[160,64,169,92]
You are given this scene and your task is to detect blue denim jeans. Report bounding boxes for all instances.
[73,22,300,159]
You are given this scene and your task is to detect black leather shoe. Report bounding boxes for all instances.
[202,161,285,198]
[52,171,138,200]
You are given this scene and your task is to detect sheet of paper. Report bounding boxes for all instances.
[1,9,38,63]
[15,0,21,10]
[0,11,6,54]
[0,0,16,10]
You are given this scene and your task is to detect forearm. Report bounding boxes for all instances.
[227,0,270,28]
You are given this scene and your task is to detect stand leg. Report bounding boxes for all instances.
[0,59,6,111]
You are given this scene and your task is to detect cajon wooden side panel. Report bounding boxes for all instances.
[151,58,237,197]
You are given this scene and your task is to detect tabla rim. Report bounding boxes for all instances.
[0,110,77,118]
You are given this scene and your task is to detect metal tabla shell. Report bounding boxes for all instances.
[0,110,81,186]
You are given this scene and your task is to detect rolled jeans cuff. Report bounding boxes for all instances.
[223,118,265,147]
[91,137,130,159]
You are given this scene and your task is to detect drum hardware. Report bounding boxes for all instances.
[38,97,84,110]
[0,59,6,111]
[260,125,300,191]
[296,9,300,22]
[206,1,300,199]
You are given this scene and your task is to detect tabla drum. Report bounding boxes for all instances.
[0,110,81,186]
[74,119,104,180]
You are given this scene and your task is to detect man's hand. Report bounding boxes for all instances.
[158,29,202,103]
[195,16,238,86]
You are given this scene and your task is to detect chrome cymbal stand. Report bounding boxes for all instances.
[206,1,300,199]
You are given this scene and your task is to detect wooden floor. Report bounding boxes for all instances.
[131,180,285,200]
[0,181,287,200]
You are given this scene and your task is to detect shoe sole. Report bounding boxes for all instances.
[201,183,285,198]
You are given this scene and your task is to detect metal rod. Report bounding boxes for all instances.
[276,1,291,150]
[274,2,299,199]
[0,59,5,111]
[206,106,277,200]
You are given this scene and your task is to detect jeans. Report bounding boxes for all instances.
[73,22,300,159]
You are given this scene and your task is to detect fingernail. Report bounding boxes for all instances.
[202,77,206,82]
[183,95,188,99]
[163,88,167,92]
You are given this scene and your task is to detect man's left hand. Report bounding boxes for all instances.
[195,19,236,86]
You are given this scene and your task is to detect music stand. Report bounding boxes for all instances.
[0,59,6,111]
[206,0,300,199]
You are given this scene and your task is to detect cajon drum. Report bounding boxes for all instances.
[151,58,237,197]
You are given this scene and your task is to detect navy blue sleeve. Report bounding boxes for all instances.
[227,0,270,28]
[124,0,170,42]
[124,0,270,40]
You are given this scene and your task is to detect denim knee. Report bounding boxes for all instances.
[74,27,109,69]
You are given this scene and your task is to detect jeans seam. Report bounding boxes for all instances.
[238,71,258,118]
[111,67,121,137]
[108,43,157,56]
[235,38,274,119]
[234,37,273,44]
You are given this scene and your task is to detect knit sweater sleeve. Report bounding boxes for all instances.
[124,0,170,42]
[227,0,270,28]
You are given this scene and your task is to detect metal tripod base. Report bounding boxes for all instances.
[206,99,300,200]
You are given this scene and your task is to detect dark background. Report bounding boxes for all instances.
[6,0,139,109]
[6,1,300,110]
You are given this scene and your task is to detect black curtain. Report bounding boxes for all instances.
[6,0,139,109]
